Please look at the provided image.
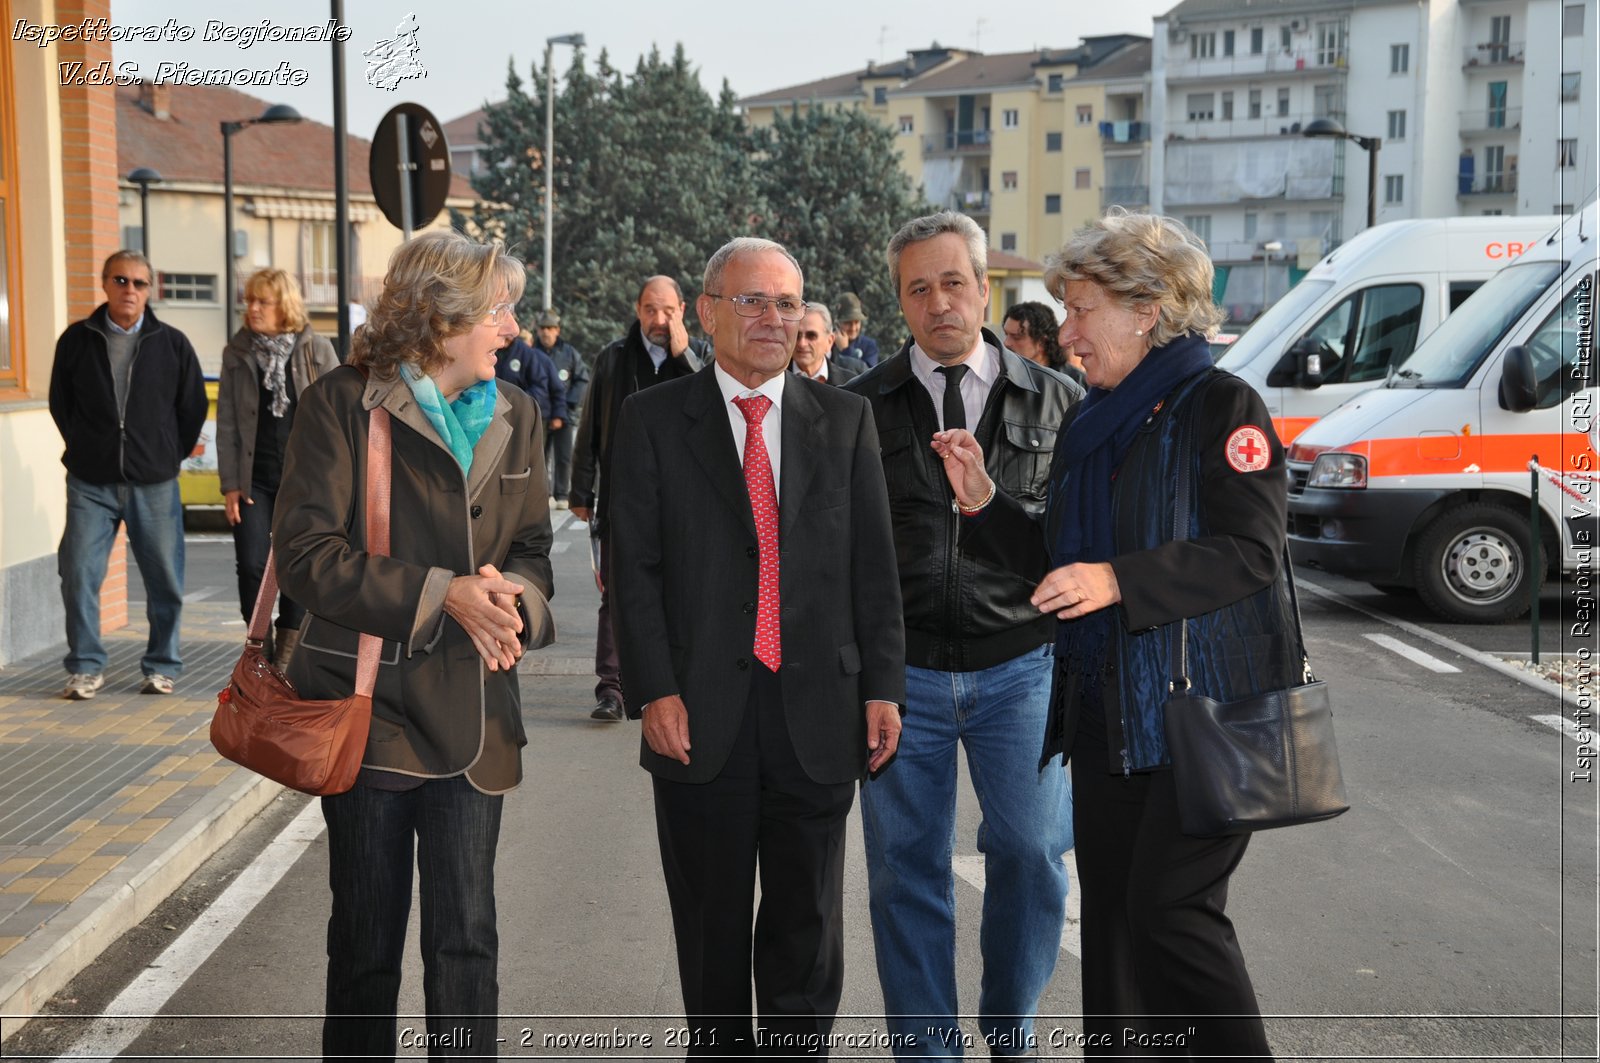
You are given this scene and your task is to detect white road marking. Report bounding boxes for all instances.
[1532,714,1590,742]
[1362,633,1462,673]
[1296,577,1575,707]
[952,852,1082,958]
[60,799,326,1061]
[180,586,220,604]
[551,540,571,555]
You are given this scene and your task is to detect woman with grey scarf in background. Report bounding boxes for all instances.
[216,268,339,669]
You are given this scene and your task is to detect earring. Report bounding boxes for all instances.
[1134,330,1143,336]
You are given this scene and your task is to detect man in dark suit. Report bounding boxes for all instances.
[792,301,866,386]
[610,237,906,1056]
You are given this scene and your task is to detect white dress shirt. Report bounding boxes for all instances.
[713,362,785,502]
[909,338,1000,431]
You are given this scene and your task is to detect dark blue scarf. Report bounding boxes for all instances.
[1052,334,1215,682]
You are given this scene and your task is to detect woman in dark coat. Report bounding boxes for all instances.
[932,209,1293,1059]
[273,230,554,1059]
[215,268,339,668]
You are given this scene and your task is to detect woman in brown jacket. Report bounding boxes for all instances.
[273,231,554,1060]
[215,268,339,668]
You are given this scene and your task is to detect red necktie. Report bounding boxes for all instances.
[733,394,781,671]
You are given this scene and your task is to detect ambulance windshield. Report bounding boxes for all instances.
[1390,260,1565,387]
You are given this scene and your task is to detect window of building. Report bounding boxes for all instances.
[1248,88,1262,119]
[0,39,20,389]
[874,86,888,106]
[1384,174,1404,203]
[1484,145,1507,189]
[158,273,219,302]
[1489,15,1512,59]
[1183,215,1211,246]
[1075,168,1092,189]
[1045,131,1062,152]
[1191,33,1216,59]
[1559,139,1578,167]
[899,115,914,135]
[1387,109,1406,140]
[1001,232,1018,252]
[1187,93,1216,121]
[1221,91,1234,120]
[1390,43,1409,73]
[1223,30,1235,57]
[1281,25,1292,50]
[1488,81,1509,127]
[1047,73,1064,93]
[1555,203,1574,215]
[1250,27,1264,54]
[1277,87,1290,117]
[1003,108,1019,128]
[1315,20,1346,66]
[1002,170,1018,190]
[302,221,338,305]
[1561,72,1581,101]
[1244,213,1259,240]
[1564,4,1584,36]
[1313,83,1339,119]
[1044,194,1062,214]
[1076,104,1093,125]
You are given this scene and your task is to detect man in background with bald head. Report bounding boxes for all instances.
[571,276,710,721]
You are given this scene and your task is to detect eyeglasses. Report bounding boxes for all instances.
[706,293,807,322]
[110,275,152,291]
[245,297,278,307]
[486,302,516,324]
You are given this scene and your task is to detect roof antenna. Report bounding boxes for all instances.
[975,17,986,51]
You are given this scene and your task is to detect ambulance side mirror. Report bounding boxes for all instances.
[1498,346,1538,412]
[1292,337,1325,390]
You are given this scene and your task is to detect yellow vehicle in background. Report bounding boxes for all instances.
[179,377,224,509]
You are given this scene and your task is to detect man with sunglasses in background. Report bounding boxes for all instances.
[790,301,867,386]
[48,250,206,700]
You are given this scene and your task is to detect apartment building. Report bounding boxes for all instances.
[1151,0,1596,323]
[741,36,1153,265]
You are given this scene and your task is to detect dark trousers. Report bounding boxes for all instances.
[594,538,623,704]
[545,418,576,500]
[652,666,856,1059]
[1072,731,1273,1061]
[321,777,504,1061]
[232,481,303,629]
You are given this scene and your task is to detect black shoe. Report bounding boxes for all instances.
[590,696,624,722]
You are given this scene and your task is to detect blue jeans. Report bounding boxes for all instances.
[861,646,1072,1058]
[58,475,184,678]
[322,777,504,1060]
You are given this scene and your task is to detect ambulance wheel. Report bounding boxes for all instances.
[1414,504,1531,623]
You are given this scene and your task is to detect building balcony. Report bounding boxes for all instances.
[1459,107,1522,135]
[923,129,992,156]
[1457,174,1518,196]
[1462,41,1525,67]
[1098,120,1150,144]
[1101,184,1150,208]
[1164,50,1346,83]
[948,189,992,213]
[1166,112,1338,141]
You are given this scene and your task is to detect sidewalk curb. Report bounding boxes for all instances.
[0,768,284,1039]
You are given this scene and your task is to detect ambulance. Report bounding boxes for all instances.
[1217,215,1561,444]
[1286,203,1597,623]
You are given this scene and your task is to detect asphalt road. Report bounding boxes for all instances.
[4,513,1595,1060]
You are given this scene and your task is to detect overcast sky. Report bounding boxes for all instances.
[108,1,1174,136]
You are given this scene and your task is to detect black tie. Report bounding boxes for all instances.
[936,364,968,431]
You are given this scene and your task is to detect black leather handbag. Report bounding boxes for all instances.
[1161,397,1349,838]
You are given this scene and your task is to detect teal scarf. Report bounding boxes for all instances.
[402,365,497,474]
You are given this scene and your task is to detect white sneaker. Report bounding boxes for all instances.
[139,673,175,695]
[64,673,105,699]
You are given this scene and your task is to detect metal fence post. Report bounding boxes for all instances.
[1530,457,1541,665]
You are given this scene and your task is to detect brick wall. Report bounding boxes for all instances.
[57,0,128,634]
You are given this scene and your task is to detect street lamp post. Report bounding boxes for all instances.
[127,167,162,260]
[544,32,585,311]
[1303,117,1381,231]
[222,103,303,336]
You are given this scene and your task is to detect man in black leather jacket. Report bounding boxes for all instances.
[570,276,707,722]
[845,212,1083,1058]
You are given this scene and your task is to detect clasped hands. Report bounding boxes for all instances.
[930,429,1120,619]
[444,564,525,671]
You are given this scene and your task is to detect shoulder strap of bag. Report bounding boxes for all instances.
[248,404,393,698]
[1168,373,1312,692]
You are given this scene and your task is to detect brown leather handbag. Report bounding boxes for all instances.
[210,407,392,796]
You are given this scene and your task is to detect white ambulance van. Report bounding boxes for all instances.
[1217,215,1561,444]
[1286,204,1597,623]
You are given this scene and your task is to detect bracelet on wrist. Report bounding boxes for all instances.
[957,480,996,515]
